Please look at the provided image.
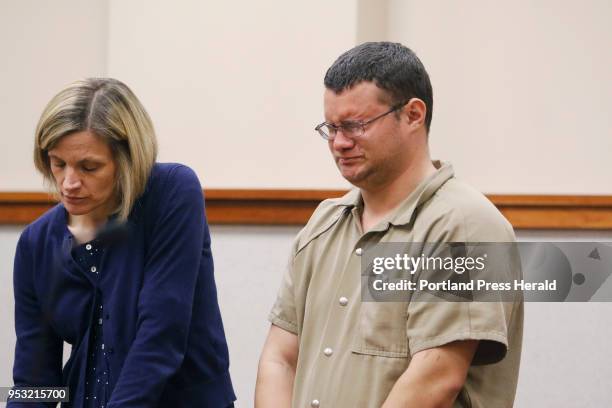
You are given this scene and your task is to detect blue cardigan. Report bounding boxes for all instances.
[11,163,236,407]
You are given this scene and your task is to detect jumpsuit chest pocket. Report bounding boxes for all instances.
[351,301,410,358]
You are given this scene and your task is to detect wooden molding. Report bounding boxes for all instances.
[486,194,612,230]
[1,191,612,230]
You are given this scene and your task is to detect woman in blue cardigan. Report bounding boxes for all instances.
[10,78,236,407]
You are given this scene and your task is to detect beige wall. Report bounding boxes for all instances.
[1,0,610,193]
[106,0,355,189]
[0,0,108,190]
[387,0,612,194]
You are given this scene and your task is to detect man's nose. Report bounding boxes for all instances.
[330,129,355,150]
[62,167,82,191]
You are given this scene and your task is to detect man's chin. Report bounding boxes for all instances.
[340,170,368,187]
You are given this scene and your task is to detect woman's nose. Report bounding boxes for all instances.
[62,167,82,191]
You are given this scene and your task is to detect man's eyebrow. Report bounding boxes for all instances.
[339,119,362,125]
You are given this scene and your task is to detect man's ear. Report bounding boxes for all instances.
[402,98,427,129]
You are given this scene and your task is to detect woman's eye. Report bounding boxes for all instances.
[51,162,65,169]
[82,166,98,172]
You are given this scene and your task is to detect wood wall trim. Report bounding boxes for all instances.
[1,191,612,230]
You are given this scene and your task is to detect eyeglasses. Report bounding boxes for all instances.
[314,100,408,141]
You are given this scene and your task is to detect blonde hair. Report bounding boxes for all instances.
[34,78,158,221]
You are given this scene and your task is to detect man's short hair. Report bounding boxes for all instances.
[324,42,433,132]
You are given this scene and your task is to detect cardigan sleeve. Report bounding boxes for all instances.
[107,165,209,407]
[9,230,64,408]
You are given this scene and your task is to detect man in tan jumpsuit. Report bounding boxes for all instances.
[255,42,523,408]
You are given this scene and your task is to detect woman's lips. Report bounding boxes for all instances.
[63,195,86,204]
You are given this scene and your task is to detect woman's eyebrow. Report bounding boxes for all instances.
[79,158,105,164]
[47,154,106,164]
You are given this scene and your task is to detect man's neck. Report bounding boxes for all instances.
[360,158,437,232]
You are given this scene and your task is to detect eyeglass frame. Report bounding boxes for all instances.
[314,99,410,141]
